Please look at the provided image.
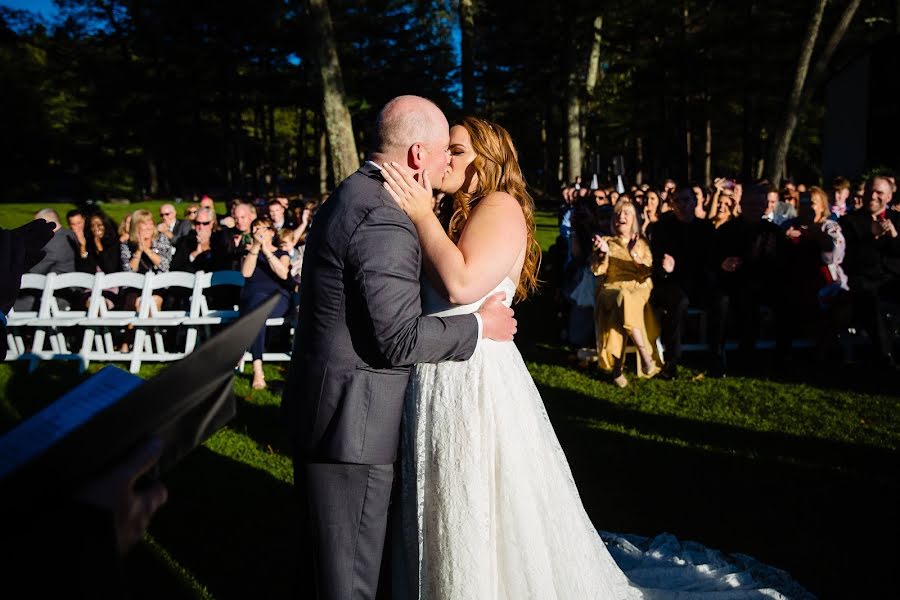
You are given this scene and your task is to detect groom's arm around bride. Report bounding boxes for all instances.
[281,95,515,600]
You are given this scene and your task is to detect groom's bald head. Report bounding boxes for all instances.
[371,96,448,159]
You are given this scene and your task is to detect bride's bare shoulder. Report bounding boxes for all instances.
[472,192,525,223]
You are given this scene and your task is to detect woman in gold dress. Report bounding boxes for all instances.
[590,199,663,387]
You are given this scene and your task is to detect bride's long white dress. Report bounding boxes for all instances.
[398,277,813,600]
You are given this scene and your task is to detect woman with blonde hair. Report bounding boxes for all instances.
[591,199,663,387]
[120,208,172,311]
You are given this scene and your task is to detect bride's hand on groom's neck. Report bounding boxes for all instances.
[382,161,435,225]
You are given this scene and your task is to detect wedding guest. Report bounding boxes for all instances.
[266,198,293,231]
[171,207,233,273]
[839,175,900,366]
[642,190,661,237]
[117,213,131,244]
[590,199,662,387]
[79,211,121,275]
[241,216,292,389]
[157,203,192,244]
[831,176,851,219]
[121,209,172,312]
[649,188,723,378]
[183,204,199,222]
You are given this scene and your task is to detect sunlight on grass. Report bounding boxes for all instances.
[203,427,293,484]
[527,362,900,451]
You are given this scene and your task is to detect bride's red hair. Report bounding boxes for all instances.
[448,117,541,302]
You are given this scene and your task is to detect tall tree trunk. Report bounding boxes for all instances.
[309,0,359,184]
[585,17,603,96]
[565,92,582,184]
[459,0,476,112]
[147,154,159,197]
[685,120,693,183]
[319,127,329,196]
[767,0,827,185]
[704,108,712,187]
[635,136,644,185]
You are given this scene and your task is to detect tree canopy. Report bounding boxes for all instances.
[0,0,895,202]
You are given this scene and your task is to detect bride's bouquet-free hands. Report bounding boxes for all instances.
[381,161,436,225]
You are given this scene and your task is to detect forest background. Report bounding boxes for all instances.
[0,0,898,205]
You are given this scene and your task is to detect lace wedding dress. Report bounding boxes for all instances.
[398,277,812,600]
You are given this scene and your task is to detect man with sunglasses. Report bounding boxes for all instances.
[171,208,231,273]
[157,203,192,245]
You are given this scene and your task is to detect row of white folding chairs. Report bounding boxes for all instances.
[5,270,293,373]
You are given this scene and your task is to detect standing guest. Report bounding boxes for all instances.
[241,216,292,390]
[157,204,192,244]
[839,175,900,367]
[642,190,661,237]
[590,199,662,387]
[266,197,295,231]
[712,191,734,229]
[831,176,851,219]
[692,184,708,219]
[660,179,677,204]
[121,209,172,312]
[649,188,723,378]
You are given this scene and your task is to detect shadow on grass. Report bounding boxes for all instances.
[539,384,899,599]
[145,446,301,600]
[537,381,899,474]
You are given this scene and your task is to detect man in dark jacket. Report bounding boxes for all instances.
[839,175,900,366]
[649,188,724,377]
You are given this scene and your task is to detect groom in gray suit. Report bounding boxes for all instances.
[282,95,516,599]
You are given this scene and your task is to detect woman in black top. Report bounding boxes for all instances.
[241,216,292,390]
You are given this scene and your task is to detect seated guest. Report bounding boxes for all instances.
[67,209,88,268]
[171,207,233,273]
[183,203,199,222]
[590,199,662,387]
[839,175,900,366]
[120,209,172,312]
[29,208,76,276]
[649,188,723,377]
[77,211,121,276]
[157,203,192,244]
[241,216,293,390]
[75,211,122,310]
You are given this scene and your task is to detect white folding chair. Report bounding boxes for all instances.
[130,271,197,372]
[27,272,94,369]
[185,270,245,326]
[4,273,47,362]
[79,272,146,369]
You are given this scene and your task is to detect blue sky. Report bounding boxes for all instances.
[0,0,57,17]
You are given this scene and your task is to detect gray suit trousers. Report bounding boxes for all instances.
[296,461,394,600]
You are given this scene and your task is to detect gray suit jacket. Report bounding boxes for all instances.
[29,228,76,275]
[283,163,478,465]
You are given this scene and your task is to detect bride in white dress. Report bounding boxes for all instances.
[380,118,810,600]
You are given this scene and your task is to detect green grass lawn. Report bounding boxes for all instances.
[1,209,897,598]
[0,201,195,230]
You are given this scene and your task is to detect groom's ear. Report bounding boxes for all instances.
[407,143,425,170]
